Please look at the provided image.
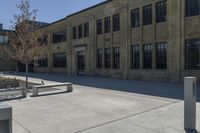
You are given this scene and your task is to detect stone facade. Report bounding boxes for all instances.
[33,0,200,82]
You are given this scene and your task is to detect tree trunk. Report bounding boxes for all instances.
[25,63,28,89]
[22,63,29,98]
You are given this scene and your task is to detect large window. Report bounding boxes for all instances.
[131,8,140,28]
[78,25,83,38]
[105,48,111,68]
[53,53,67,67]
[72,26,77,39]
[113,47,120,69]
[97,19,103,35]
[84,23,89,37]
[104,17,111,33]
[0,35,8,44]
[131,45,140,69]
[156,42,167,69]
[143,4,152,25]
[113,14,120,32]
[97,49,103,68]
[185,0,200,17]
[156,0,167,23]
[38,57,48,68]
[143,44,152,69]
[52,30,66,44]
[185,38,200,70]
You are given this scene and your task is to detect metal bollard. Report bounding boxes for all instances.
[0,104,12,133]
[184,77,196,130]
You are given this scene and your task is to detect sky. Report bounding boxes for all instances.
[0,0,106,29]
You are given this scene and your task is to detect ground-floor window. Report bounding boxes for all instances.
[97,49,103,68]
[53,53,67,67]
[105,48,111,68]
[38,57,48,68]
[156,42,167,69]
[131,45,140,69]
[185,38,200,70]
[113,47,120,69]
[143,44,152,69]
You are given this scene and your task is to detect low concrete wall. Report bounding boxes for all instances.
[0,78,19,89]
[0,104,12,133]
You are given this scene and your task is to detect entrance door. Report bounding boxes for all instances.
[77,51,85,76]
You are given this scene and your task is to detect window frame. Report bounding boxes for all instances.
[96,48,103,68]
[131,45,140,69]
[143,4,153,26]
[105,48,111,68]
[156,42,167,69]
[156,0,167,23]
[113,14,120,32]
[104,17,111,33]
[52,30,66,44]
[143,44,153,69]
[113,47,120,69]
[131,8,140,28]
[97,19,103,35]
[53,53,67,68]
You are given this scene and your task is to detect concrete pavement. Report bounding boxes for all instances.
[2,73,200,133]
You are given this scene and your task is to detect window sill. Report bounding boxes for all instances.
[185,14,200,19]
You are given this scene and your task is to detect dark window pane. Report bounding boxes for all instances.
[131,45,140,69]
[97,19,103,35]
[97,49,103,68]
[72,26,77,39]
[113,14,120,32]
[78,25,83,38]
[156,42,167,69]
[52,30,66,44]
[38,55,48,68]
[143,4,152,25]
[113,47,120,69]
[185,0,200,17]
[185,38,200,70]
[143,44,152,69]
[104,17,111,33]
[84,23,89,37]
[105,48,111,68]
[53,53,67,67]
[156,0,167,23]
[131,8,140,27]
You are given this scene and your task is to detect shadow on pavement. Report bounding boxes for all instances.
[7,72,200,102]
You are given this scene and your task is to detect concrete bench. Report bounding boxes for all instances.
[0,104,12,133]
[32,83,73,97]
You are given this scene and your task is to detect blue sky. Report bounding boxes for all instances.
[0,0,106,29]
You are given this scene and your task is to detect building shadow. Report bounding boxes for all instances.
[185,129,199,133]
[7,72,200,102]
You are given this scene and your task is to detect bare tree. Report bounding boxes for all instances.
[4,0,45,96]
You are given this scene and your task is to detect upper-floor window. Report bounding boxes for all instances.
[131,45,140,69]
[113,14,120,32]
[185,38,200,70]
[113,47,120,69]
[143,4,152,25]
[53,53,67,68]
[104,17,111,33]
[97,19,103,35]
[105,48,111,68]
[72,26,77,39]
[156,42,167,69]
[143,44,152,69]
[131,8,140,28]
[156,0,167,23]
[0,35,8,44]
[97,49,103,68]
[78,25,83,38]
[84,23,89,37]
[52,30,66,44]
[185,0,200,17]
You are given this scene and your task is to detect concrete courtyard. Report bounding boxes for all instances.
[2,73,200,133]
